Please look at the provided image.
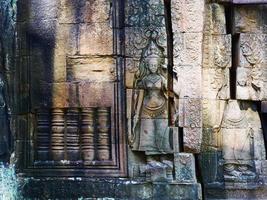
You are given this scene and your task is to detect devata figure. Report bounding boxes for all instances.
[129,39,174,180]
[221,100,265,181]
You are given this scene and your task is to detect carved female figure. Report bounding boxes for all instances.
[129,40,172,165]
[221,100,262,180]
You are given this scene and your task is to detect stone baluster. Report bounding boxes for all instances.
[36,109,50,161]
[81,108,95,161]
[51,108,65,161]
[97,107,111,161]
[66,108,80,161]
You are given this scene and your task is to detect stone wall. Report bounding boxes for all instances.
[1,0,267,199]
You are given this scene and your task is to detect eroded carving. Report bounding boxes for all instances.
[125,0,165,27]
[129,39,174,181]
[221,100,265,184]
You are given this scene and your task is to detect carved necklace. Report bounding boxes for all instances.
[147,74,161,84]
[222,114,247,129]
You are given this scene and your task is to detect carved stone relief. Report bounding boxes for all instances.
[221,100,265,186]
[204,3,226,35]
[237,34,267,100]
[234,6,267,34]
[203,68,230,100]
[171,0,205,33]
[125,0,165,28]
[128,39,175,181]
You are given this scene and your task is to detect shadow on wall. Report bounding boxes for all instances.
[0,0,17,162]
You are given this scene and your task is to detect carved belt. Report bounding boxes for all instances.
[142,102,166,118]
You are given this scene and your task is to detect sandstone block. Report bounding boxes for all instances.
[54,24,79,56]
[125,0,165,27]
[59,0,111,24]
[203,68,230,100]
[171,0,205,33]
[236,67,264,100]
[202,99,226,128]
[78,81,115,107]
[234,5,267,34]
[174,153,197,183]
[125,27,167,58]
[203,34,231,69]
[201,128,222,152]
[66,56,116,82]
[53,55,67,82]
[183,127,202,153]
[31,82,79,109]
[79,23,113,55]
[179,98,202,128]
[239,34,267,69]
[173,33,203,67]
[204,3,227,35]
[174,65,202,98]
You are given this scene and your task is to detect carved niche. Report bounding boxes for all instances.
[18,1,126,177]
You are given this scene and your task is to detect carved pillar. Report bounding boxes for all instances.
[81,108,95,162]
[97,107,111,161]
[36,110,50,161]
[66,108,80,161]
[51,108,65,161]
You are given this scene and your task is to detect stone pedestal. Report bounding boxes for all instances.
[21,178,202,200]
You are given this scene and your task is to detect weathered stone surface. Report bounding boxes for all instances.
[15,114,33,140]
[78,82,115,107]
[125,27,167,58]
[10,0,267,199]
[28,0,59,21]
[171,0,205,33]
[174,65,201,98]
[234,5,267,33]
[173,33,203,67]
[54,24,79,56]
[220,100,266,182]
[237,34,267,102]
[203,68,230,100]
[202,99,226,128]
[125,0,165,27]
[201,128,222,152]
[236,32,267,100]
[179,98,202,128]
[183,127,202,153]
[204,3,226,35]
[20,178,202,200]
[53,54,67,82]
[172,127,180,153]
[79,23,113,55]
[239,34,267,68]
[125,58,140,88]
[174,153,197,183]
[199,152,224,186]
[153,183,202,200]
[202,34,231,69]
[59,0,111,24]
[67,56,116,82]
[31,82,79,109]
[236,67,262,100]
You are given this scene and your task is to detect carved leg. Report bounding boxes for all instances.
[238,165,256,177]
[145,155,167,182]
[160,155,173,181]
[224,164,242,178]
